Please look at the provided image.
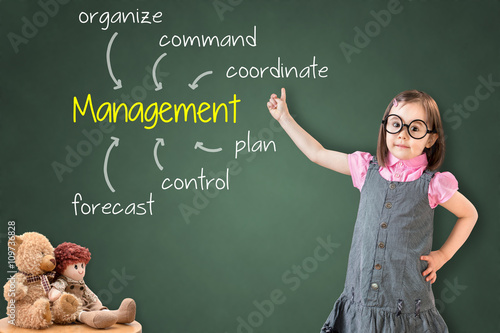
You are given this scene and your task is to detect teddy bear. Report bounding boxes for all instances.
[48,242,136,329]
[3,232,79,329]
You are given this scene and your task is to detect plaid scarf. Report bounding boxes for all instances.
[21,271,56,295]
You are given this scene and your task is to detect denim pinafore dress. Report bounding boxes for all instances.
[321,157,448,333]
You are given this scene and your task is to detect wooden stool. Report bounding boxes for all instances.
[0,317,142,332]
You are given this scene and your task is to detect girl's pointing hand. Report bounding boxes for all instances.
[267,88,289,121]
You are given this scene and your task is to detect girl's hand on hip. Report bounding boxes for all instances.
[267,88,289,121]
[420,250,448,284]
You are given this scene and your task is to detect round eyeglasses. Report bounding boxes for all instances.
[381,114,436,140]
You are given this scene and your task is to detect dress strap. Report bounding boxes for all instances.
[368,155,379,170]
[421,169,436,183]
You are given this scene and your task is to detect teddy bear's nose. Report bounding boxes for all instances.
[50,258,56,265]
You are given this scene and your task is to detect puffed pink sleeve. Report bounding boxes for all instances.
[348,151,373,191]
[428,172,459,208]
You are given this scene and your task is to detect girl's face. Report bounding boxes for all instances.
[385,102,437,161]
[63,262,86,281]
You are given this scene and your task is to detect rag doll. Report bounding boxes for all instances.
[48,242,136,329]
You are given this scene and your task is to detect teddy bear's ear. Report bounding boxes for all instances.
[11,235,23,253]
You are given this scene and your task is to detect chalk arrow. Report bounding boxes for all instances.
[104,137,120,193]
[106,32,122,90]
[153,53,167,91]
[154,138,165,171]
[194,141,222,153]
[188,71,213,90]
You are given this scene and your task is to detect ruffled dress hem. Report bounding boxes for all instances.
[320,294,449,333]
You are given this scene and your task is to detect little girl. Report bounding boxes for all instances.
[266,89,477,333]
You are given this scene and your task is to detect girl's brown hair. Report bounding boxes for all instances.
[376,90,445,171]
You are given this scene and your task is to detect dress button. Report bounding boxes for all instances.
[385,202,392,209]
[371,283,379,290]
[378,242,385,249]
[398,162,403,167]
[374,264,382,270]
[380,222,388,229]
[395,173,401,178]
[389,183,396,190]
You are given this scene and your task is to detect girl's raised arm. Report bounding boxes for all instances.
[267,88,350,175]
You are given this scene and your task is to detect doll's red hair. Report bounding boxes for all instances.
[54,242,91,275]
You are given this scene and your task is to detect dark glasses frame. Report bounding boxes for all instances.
[381,114,437,140]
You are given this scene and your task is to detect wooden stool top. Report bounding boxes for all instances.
[0,318,142,332]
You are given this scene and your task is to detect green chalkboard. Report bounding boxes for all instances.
[1,0,499,332]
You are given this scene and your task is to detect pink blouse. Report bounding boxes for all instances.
[348,151,458,209]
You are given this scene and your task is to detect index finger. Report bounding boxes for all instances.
[280,87,286,102]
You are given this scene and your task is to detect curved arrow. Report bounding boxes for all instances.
[154,138,165,170]
[153,53,167,91]
[194,141,222,153]
[104,137,120,192]
[188,71,213,90]
[106,32,122,90]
